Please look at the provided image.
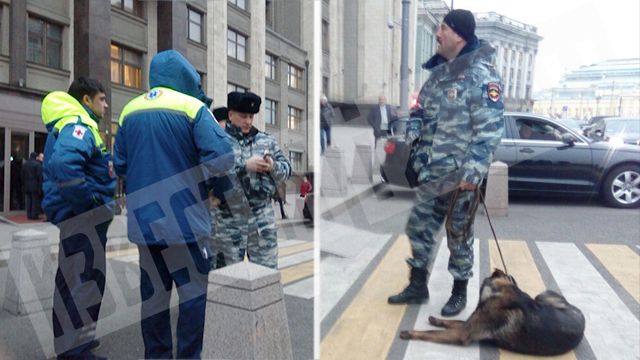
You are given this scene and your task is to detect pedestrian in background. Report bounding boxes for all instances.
[388,9,504,318]
[367,95,397,148]
[22,152,43,220]
[114,50,233,359]
[320,94,334,155]
[41,76,115,359]
[212,91,292,269]
[299,175,312,198]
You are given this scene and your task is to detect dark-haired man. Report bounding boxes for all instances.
[22,151,43,220]
[41,76,116,359]
[388,9,504,317]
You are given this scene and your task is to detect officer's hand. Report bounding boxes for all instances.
[458,181,477,191]
[264,155,274,171]
[246,156,272,173]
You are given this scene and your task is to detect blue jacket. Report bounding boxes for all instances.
[114,50,233,245]
[41,92,116,224]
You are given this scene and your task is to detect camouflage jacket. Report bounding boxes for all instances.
[408,39,504,186]
[219,123,291,209]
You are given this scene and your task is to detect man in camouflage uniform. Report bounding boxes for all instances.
[212,91,291,269]
[388,9,504,317]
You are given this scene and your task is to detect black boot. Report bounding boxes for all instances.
[388,268,429,304]
[441,279,468,316]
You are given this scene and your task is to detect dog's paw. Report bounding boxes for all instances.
[399,330,412,340]
[428,316,439,326]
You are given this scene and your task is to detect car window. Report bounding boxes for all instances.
[606,119,640,135]
[515,118,566,141]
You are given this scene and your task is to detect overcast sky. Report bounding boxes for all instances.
[453,0,640,92]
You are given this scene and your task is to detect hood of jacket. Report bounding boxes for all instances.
[149,50,211,105]
[41,91,99,132]
[422,38,495,74]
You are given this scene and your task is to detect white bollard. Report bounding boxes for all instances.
[3,229,54,315]
[204,262,293,360]
[484,161,509,216]
[294,197,305,219]
[321,147,347,197]
[351,144,373,184]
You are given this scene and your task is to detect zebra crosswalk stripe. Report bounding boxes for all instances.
[586,244,640,303]
[402,238,481,360]
[489,240,576,360]
[537,242,640,360]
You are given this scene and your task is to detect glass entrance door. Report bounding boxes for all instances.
[10,131,29,211]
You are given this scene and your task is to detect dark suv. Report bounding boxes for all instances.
[380,112,640,208]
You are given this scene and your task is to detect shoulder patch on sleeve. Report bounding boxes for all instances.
[72,125,87,140]
[483,82,504,109]
[487,82,502,102]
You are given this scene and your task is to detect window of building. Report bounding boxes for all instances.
[228,0,246,10]
[187,7,204,44]
[227,83,248,93]
[198,71,207,89]
[27,16,63,69]
[322,20,330,52]
[289,151,303,172]
[288,64,304,90]
[265,0,274,28]
[227,29,247,62]
[111,0,143,17]
[288,106,302,130]
[323,76,329,96]
[111,43,142,88]
[265,53,277,80]
[265,99,277,126]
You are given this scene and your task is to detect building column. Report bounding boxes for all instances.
[208,1,228,107]
[520,50,530,104]
[74,0,112,141]
[157,1,187,54]
[9,0,27,87]
[249,0,266,130]
[511,47,521,100]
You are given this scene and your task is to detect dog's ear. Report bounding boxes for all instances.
[491,268,505,278]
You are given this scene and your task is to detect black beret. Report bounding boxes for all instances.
[443,9,476,44]
[212,107,228,121]
[227,91,261,114]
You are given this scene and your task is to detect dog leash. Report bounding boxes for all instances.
[477,189,509,276]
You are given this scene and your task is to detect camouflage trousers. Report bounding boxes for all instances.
[212,203,278,269]
[405,187,481,280]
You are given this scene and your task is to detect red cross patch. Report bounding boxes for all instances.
[72,125,86,140]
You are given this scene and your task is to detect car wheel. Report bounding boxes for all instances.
[602,164,640,208]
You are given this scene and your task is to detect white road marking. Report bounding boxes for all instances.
[403,238,480,360]
[537,242,640,360]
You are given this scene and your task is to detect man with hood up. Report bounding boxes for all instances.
[41,76,116,359]
[114,50,233,359]
[387,9,504,317]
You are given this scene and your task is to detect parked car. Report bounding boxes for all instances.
[380,112,640,208]
[585,117,640,146]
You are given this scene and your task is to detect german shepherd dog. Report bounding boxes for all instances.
[399,269,586,356]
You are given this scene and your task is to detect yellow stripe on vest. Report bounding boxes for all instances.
[119,87,205,126]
